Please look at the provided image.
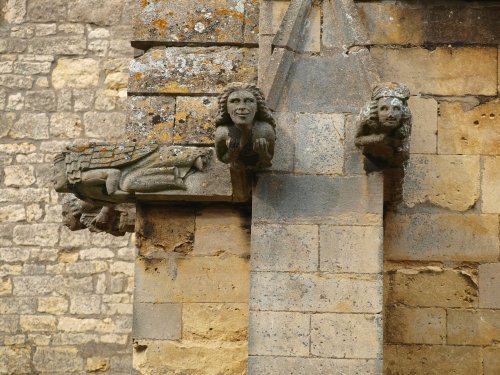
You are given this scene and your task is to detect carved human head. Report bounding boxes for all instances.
[371,82,411,129]
[215,83,276,128]
[61,194,84,231]
[53,153,70,192]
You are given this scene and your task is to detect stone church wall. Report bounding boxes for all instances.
[0,0,135,373]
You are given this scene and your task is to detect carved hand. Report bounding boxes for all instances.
[227,137,241,160]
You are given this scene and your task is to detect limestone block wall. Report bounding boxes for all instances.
[132,205,251,374]
[0,0,135,373]
[357,2,500,374]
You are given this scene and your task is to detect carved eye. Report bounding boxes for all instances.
[229,98,240,103]
[393,106,401,111]
[380,106,388,111]
[244,98,255,103]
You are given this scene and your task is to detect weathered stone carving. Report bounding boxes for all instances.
[62,194,135,236]
[215,83,276,170]
[53,141,211,203]
[355,82,412,169]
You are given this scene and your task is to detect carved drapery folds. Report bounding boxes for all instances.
[355,82,412,170]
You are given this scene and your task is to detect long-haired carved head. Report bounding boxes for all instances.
[215,83,276,128]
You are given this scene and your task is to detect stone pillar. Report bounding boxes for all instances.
[248,1,384,372]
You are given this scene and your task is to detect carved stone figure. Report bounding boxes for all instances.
[61,194,135,236]
[214,83,276,170]
[355,82,412,169]
[53,141,211,203]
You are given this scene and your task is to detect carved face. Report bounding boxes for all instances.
[53,158,69,192]
[377,97,404,128]
[61,202,82,231]
[227,90,257,127]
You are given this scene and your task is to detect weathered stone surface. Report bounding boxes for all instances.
[33,347,84,372]
[2,0,26,24]
[4,165,36,187]
[67,0,123,26]
[320,225,382,274]
[253,174,382,224]
[285,51,378,113]
[136,206,195,256]
[20,315,57,332]
[27,0,67,22]
[24,90,56,111]
[38,296,69,315]
[371,47,498,96]
[259,0,289,35]
[438,99,500,156]
[13,224,60,246]
[10,112,49,139]
[482,156,500,213]
[485,347,500,375]
[251,272,382,313]
[52,58,100,89]
[311,313,381,358]
[129,47,257,94]
[295,113,344,175]
[248,357,381,375]
[133,339,247,375]
[183,303,248,341]
[386,268,478,308]
[69,295,101,314]
[248,311,309,356]
[260,47,294,111]
[195,205,249,226]
[127,95,176,142]
[132,0,258,45]
[272,0,312,51]
[385,345,482,375]
[174,96,217,145]
[133,303,181,339]
[83,112,126,139]
[408,97,437,154]
[403,155,480,211]
[251,224,318,272]
[385,213,499,261]
[0,346,31,374]
[193,223,250,257]
[479,263,500,309]
[385,307,445,345]
[358,3,500,45]
[135,255,249,303]
[86,357,109,373]
[50,113,82,138]
[267,112,295,172]
[447,309,500,345]
[0,74,33,89]
[29,36,87,55]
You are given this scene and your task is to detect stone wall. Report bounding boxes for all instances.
[0,0,135,373]
[359,2,500,374]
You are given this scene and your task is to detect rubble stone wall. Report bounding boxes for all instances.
[0,0,135,373]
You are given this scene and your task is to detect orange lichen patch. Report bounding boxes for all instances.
[153,19,168,30]
[159,82,190,94]
[173,133,185,143]
[140,0,149,8]
[214,9,245,21]
[132,73,143,81]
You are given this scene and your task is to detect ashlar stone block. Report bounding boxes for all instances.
[250,272,382,313]
[311,313,382,358]
[447,309,500,345]
[479,263,500,309]
[52,58,100,89]
[127,96,176,142]
[372,47,497,96]
[295,113,344,175]
[408,97,437,154]
[174,96,218,145]
[402,154,480,211]
[248,357,381,375]
[251,224,318,272]
[129,46,257,94]
[133,303,181,340]
[320,225,382,274]
[438,99,500,156]
[385,213,499,262]
[482,156,500,213]
[385,306,445,345]
[248,311,309,356]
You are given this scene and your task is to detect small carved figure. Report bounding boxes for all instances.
[215,83,276,170]
[355,82,412,169]
[53,141,211,203]
[61,194,135,236]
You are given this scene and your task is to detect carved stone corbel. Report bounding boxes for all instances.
[355,82,412,170]
[214,83,277,199]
